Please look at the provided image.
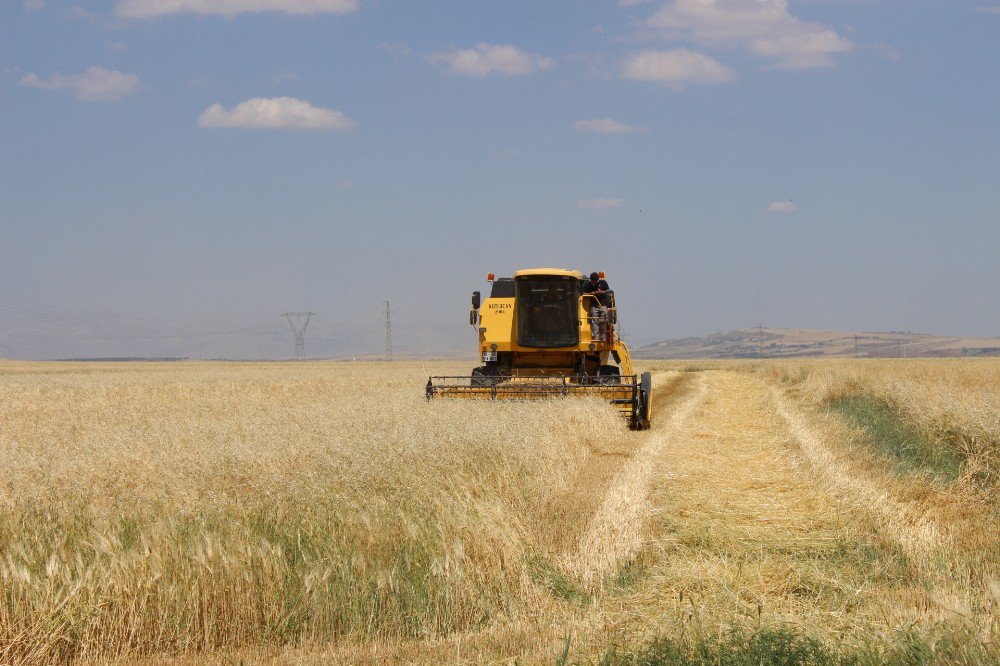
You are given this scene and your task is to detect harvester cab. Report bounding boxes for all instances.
[427,268,652,430]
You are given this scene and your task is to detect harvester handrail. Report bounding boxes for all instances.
[581,294,616,345]
[581,293,611,309]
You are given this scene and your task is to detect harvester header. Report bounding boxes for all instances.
[427,268,652,430]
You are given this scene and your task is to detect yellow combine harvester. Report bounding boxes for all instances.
[426,268,652,430]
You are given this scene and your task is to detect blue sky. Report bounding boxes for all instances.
[1,1,998,359]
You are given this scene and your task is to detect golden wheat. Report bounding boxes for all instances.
[0,359,996,664]
[0,361,632,662]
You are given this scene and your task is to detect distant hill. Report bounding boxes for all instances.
[635,327,1000,359]
[51,357,190,363]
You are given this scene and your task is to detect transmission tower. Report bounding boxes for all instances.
[384,300,393,361]
[282,311,315,360]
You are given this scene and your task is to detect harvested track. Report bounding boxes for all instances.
[562,372,708,585]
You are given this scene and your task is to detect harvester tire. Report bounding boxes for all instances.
[639,371,652,429]
[471,366,497,388]
[596,365,621,385]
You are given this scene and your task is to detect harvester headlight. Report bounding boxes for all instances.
[490,344,498,351]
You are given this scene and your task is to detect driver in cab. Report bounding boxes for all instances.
[530,285,564,336]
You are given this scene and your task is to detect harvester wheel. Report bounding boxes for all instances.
[596,365,621,385]
[638,371,652,430]
[471,366,497,388]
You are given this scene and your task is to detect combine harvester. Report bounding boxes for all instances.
[427,268,652,430]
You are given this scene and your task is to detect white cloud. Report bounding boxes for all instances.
[622,49,735,88]
[573,118,648,134]
[20,66,140,101]
[428,44,554,76]
[767,200,796,212]
[114,0,359,18]
[198,97,357,130]
[106,40,127,51]
[645,0,854,69]
[68,5,128,29]
[23,0,45,11]
[750,31,854,70]
[379,42,411,57]
[578,198,624,209]
[335,178,357,190]
[269,70,299,84]
[875,43,901,61]
[974,6,1000,13]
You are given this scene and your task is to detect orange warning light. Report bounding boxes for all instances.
[598,271,606,278]
[487,273,495,281]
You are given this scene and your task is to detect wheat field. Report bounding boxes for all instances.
[0,359,997,664]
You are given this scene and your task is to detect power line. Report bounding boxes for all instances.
[384,300,393,362]
[0,301,277,339]
[0,324,276,341]
[282,311,316,361]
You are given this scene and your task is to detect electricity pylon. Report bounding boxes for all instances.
[282,311,315,360]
